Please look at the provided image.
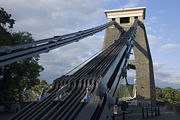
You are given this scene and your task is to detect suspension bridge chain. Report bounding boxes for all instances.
[0,21,124,67]
[9,19,139,120]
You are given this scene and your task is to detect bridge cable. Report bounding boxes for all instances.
[65,49,102,75]
[0,21,121,67]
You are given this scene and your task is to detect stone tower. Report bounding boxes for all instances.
[103,7,156,105]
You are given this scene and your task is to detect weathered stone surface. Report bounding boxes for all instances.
[103,7,156,105]
[133,22,156,105]
[103,27,122,50]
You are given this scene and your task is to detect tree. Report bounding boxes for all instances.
[162,87,178,103]
[156,86,164,102]
[0,8,44,103]
[0,8,15,29]
[118,84,134,98]
[31,80,49,95]
[156,86,180,103]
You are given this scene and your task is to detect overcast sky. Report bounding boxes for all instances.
[1,0,180,88]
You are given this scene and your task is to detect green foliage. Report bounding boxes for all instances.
[156,87,180,103]
[117,84,134,98]
[0,7,15,28]
[31,80,49,95]
[0,8,44,103]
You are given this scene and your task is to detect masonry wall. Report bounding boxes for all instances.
[133,21,156,105]
[103,27,122,50]
[103,20,156,105]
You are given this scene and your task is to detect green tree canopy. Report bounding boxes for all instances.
[0,8,44,103]
[0,7,15,28]
[156,86,180,103]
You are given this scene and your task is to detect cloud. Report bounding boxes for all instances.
[147,34,162,45]
[121,0,140,8]
[126,62,180,88]
[148,16,158,23]
[39,35,104,82]
[158,44,180,51]
[127,69,136,84]
[153,62,165,70]
[153,62,180,88]
[145,16,158,26]
[1,0,106,39]
[155,71,180,88]
[0,0,108,83]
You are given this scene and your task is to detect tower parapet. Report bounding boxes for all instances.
[104,7,145,29]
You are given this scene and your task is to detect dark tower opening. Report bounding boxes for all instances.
[135,16,138,19]
[120,17,130,24]
[112,18,115,21]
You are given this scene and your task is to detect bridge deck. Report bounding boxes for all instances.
[1,106,180,120]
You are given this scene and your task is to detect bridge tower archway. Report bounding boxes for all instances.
[103,7,156,105]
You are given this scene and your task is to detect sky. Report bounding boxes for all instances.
[1,0,180,88]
